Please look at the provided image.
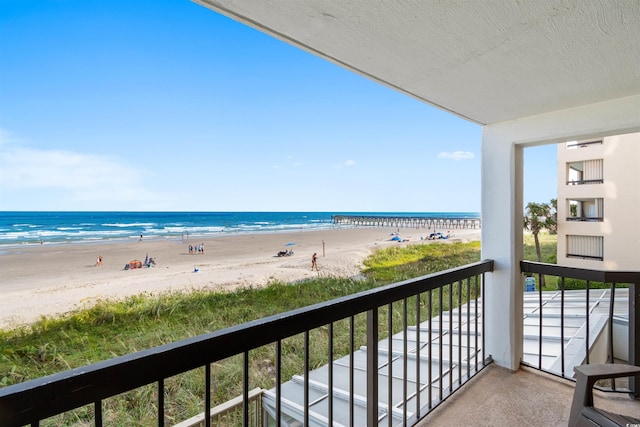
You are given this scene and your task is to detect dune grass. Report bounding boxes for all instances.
[523,232,561,291]
[522,232,557,264]
[0,240,481,425]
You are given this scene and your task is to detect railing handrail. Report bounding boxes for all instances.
[173,387,263,427]
[566,216,603,221]
[566,140,603,148]
[520,260,640,284]
[0,260,494,426]
[566,179,604,185]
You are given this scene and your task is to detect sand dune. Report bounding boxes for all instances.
[0,227,480,329]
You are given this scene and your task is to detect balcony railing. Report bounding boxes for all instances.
[566,216,603,222]
[566,179,604,185]
[520,261,639,397]
[566,140,603,149]
[0,260,494,427]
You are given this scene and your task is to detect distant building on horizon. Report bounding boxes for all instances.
[556,132,640,270]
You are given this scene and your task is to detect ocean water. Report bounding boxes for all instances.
[0,212,479,247]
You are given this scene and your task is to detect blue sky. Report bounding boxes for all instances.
[0,1,556,212]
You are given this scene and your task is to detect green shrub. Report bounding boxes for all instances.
[523,232,557,263]
[554,277,627,290]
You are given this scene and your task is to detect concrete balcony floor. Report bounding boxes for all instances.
[417,364,640,427]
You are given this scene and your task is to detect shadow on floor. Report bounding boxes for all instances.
[417,364,640,427]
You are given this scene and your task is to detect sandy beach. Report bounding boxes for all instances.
[0,227,480,329]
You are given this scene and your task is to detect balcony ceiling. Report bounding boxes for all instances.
[195,0,640,125]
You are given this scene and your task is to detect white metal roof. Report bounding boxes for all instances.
[522,288,630,374]
[263,289,629,425]
[194,0,640,125]
[263,300,484,426]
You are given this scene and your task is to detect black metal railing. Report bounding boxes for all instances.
[0,260,494,427]
[566,253,604,261]
[520,261,639,397]
[566,179,604,185]
[566,140,603,149]
[566,216,603,222]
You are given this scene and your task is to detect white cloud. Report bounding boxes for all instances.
[437,151,475,161]
[0,132,167,209]
[276,155,302,168]
[334,159,356,169]
[0,128,13,147]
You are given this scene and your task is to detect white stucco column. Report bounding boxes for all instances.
[481,129,524,370]
[480,94,640,371]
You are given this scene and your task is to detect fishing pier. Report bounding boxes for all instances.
[332,215,481,230]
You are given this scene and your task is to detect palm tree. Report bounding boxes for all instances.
[524,200,557,288]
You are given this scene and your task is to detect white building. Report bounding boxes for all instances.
[557,132,640,270]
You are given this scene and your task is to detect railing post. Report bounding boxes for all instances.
[367,309,379,427]
[630,282,640,397]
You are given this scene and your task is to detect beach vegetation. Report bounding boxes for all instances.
[522,231,557,265]
[362,240,481,282]
[0,240,481,425]
[523,200,557,288]
[523,231,558,291]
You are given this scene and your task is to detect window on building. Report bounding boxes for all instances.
[566,235,604,260]
[566,140,603,149]
[567,198,603,221]
[566,159,603,184]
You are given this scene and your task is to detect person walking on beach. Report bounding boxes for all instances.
[311,253,318,271]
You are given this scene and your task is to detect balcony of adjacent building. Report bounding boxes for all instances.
[565,199,604,223]
[566,160,604,187]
